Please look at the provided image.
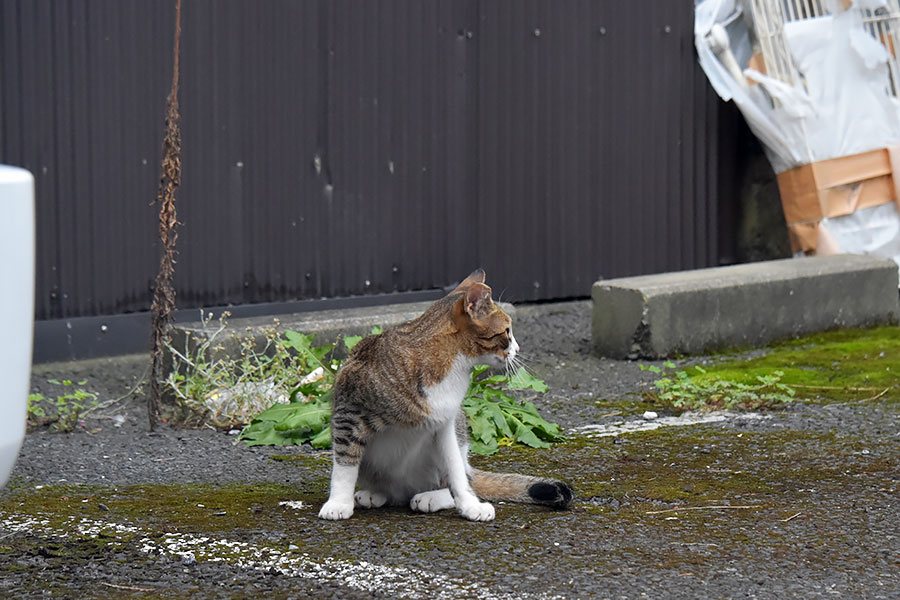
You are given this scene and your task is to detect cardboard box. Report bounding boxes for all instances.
[775,147,900,252]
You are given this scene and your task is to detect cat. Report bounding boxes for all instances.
[318,269,574,521]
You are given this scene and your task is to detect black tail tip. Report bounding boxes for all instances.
[528,481,575,510]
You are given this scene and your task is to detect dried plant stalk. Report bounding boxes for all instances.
[149,0,183,429]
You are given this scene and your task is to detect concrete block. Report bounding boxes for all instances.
[592,255,899,359]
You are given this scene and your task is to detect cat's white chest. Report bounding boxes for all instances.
[423,354,474,425]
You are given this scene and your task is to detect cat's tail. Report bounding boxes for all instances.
[470,469,575,509]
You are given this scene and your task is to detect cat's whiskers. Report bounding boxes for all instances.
[507,354,529,376]
[503,354,516,378]
[511,352,528,365]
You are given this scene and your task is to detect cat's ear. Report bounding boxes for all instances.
[464,282,493,319]
[450,269,486,294]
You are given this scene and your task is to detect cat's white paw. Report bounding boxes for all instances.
[457,499,495,522]
[318,499,354,520]
[410,489,456,513]
[354,490,387,509]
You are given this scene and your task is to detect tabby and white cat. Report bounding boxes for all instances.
[318,270,574,521]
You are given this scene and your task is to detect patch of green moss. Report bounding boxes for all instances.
[473,423,897,572]
[692,325,900,403]
[0,482,310,535]
[474,423,896,514]
[590,393,659,417]
[269,452,330,468]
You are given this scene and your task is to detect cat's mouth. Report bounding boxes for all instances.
[503,341,523,374]
[500,350,522,374]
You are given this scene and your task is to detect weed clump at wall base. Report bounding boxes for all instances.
[163,313,354,429]
[164,317,562,454]
[28,380,98,433]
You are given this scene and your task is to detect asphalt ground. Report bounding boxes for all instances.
[3,300,898,599]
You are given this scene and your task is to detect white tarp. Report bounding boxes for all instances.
[695,0,900,271]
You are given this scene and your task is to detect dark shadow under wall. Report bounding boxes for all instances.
[736,119,793,263]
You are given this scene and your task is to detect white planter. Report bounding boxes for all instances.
[0,165,34,487]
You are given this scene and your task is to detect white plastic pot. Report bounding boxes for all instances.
[0,165,34,487]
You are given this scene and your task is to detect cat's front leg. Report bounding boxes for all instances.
[319,399,378,520]
[318,461,359,520]
[438,424,495,521]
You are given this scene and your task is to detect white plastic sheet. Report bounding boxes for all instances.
[820,202,900,258]
[695,0,809,173]
[695,0,900,271]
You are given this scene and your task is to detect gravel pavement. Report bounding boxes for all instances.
[3,300,898,599]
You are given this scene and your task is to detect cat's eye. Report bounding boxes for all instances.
[492,328,510,340]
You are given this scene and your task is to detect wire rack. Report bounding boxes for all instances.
[749,0,900,96]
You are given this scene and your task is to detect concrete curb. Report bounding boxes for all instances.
[592,255,900,359]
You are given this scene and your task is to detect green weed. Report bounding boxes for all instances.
[641,326,900,410]
[165,314,561,454]
[463,365,564,454]
[688,326,900,403]
[641,362,796,412]
[163,312,354,428]
[27,380,98,432]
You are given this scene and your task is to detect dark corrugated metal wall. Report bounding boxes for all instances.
[1,0,738,321]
